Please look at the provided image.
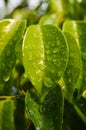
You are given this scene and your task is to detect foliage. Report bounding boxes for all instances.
[0,0,86,130]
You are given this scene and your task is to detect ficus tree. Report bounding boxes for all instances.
[0,0,86,130]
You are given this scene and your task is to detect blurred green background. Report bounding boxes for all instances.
[1,0,86,27]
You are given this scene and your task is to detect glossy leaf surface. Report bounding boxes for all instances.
[23,24,68,93]
[0,19,26,94]
[63,21,86,95]
[63,32,82,102]
[63,20,86,122]
[25,84,64,130]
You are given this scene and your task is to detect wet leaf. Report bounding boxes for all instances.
[63,21,86,95]
[23,24,68,94]
[63,20,86,123]
[25,84,64,130]
[0,19,26,94]
[63,32,82,102]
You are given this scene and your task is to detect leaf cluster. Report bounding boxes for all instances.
[0,0,86,130]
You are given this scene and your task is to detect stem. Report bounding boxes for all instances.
[0,95,20,100]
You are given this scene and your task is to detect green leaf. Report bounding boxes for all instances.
[0,99,15,130]
[23,24,68,94]
[15,39,23,64]
[63,21,86,95]
[73,97,86,123]
[25,84,64,130]
[50,0,64,16]
[63,32,82,102]
[0,19,26,94]
[39,14,58,26]
[63,20,86,122]
[50,0,80,21]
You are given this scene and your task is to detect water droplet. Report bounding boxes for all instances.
[4,75,10,82]
[40,53,44,58]
[45,50,50,54]
[39,60,44,65]
[29,109,34,115]
[36,69,41,75]
[39,104,44,113]
[62,85,65,90]
[51,69,55,74]
[39,104,46,114]
[39,64,45,71]
[53,49,57,53]
[68,78,71,83]
[67,69,71,75]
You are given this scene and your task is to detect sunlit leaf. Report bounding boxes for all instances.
[23,24,68,94]
[0,19,26,94]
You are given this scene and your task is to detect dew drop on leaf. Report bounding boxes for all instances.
[46,50,50,54]
[39,104,44,114]
[4,75,10,82]
[46,55,52,61]
[53,48,58,53]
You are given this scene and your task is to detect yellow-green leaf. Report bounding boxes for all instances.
[0,19,26,94]
[23,24,68,94]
